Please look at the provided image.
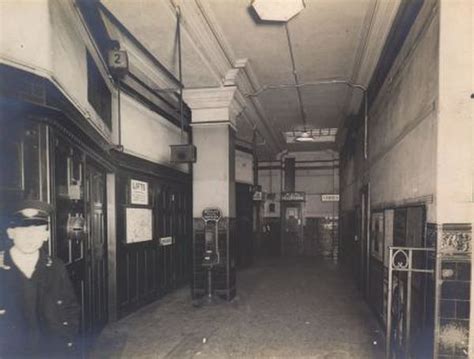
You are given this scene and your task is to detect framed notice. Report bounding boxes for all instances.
[126,207,153,243]
[130,179,148,205]
[370,211,384,261]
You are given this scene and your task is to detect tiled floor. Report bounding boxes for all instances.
[91,257,384,358]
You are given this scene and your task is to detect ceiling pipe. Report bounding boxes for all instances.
[245,80,368,160]
[284,23,307,128]
[276,149,289,194]
[176,5,185,143]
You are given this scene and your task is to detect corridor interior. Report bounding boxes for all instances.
[0,0,472,358]
[92,256,383,359]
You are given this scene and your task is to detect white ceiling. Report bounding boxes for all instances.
[100,0,400,159]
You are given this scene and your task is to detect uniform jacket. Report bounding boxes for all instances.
[0,249,80,358]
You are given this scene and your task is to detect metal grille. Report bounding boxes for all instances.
[386,246,435,358]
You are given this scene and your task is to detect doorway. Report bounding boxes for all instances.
[53,137,108,338]
[281,202,303,256]
[84,163,108,335]
[236,183,254,267]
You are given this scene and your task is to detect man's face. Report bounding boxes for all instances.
[7,225,49,254]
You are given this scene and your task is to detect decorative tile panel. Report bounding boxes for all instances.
[435,223,472,359]
[440,225,471,256]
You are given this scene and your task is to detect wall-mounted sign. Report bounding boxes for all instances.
[321,194,340,202]
[126,208,152,243]
[131,179,148,205]
[108,49,129,76]
[159,236,173,246]
[281,192,306,202]
[202,208,221,221]
[253,191,264,201]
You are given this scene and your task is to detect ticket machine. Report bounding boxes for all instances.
[201,208,221,303]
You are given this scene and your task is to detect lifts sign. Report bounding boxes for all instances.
[131,179,149,205]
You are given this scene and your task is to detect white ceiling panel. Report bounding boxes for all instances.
[101,0,220,88]
[99,0,400,156]
[287,0,373,81]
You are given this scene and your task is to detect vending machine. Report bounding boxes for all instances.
[192,207,236,303]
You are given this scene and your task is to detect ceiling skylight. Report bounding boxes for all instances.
[285,128,338,143]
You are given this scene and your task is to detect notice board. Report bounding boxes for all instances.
[126,207,153,243]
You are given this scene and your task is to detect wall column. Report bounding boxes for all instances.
[184,86,241,301]
[433,1,473,357]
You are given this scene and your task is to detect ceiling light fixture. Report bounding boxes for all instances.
[286,128,338,144]
[251,0,305,22]
[295,131,315,142]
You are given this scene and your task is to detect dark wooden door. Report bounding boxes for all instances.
[53,137,87,334]
[281,202,303,256]
[157,185,175,294]
[236,183,253,267]
[85,163,108,334]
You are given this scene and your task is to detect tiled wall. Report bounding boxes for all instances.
[435,224,472,358]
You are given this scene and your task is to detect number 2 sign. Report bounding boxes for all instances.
[107,50,129,75]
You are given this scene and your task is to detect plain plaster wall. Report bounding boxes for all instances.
[437,2,473,353]
[193,125,231,217]
[120,92,189,173]
[0,0,52,73]
[259,151,339,219]
[50,0,115,141]
[296,169,339,218]
[437,0,473,224]
[340,3,439,222]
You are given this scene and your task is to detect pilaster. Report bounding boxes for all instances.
[184,86,240,301]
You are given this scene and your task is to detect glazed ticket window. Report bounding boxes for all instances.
[0,120,49,202]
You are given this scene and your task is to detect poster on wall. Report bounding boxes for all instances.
[126,207,153,243]
[370,212,384,261]
[130,179,148,205]
[384,209,394,267]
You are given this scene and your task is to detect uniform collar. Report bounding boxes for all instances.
[0,248,52,271]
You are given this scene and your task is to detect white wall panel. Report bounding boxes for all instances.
[121,92,189,173]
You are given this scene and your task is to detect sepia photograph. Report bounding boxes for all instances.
[0,0,472,358]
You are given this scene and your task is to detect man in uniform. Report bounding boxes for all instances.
[0,202,80,357]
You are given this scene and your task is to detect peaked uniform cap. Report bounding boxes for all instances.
[7,201,53,228]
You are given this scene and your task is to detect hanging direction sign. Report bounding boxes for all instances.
[321,194,340,202]
[281,192,306,202]
[202,207,221,221]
